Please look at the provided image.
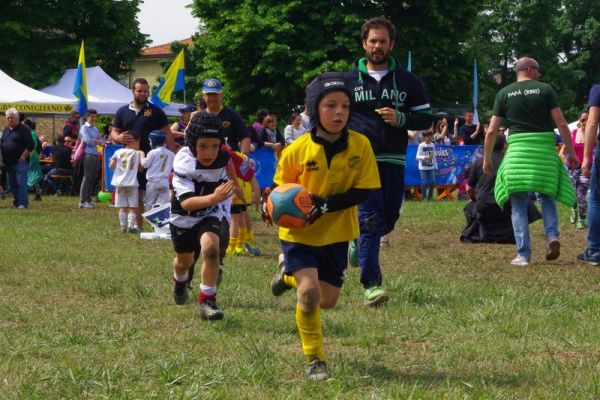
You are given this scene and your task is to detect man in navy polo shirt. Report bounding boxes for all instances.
[1,108,35,208]
[202,78,251,153]
[111,77,172,227]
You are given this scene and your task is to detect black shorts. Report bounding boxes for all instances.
[170,217,222,254]
[230,204,247,214]
[280,240,349,287]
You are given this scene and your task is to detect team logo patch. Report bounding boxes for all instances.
[348,156,361,170]
[144,109,153,117]
[306,160,319,171]
[222,121,231,128]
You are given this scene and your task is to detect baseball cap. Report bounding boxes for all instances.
[178,104,196,113]
[202,78,223,94]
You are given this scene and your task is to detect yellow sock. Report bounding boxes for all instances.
[228,236,237,252]
[283,274,297,289]
[246,228,254,243]
[236,228,245,249]
[296,305,325,362]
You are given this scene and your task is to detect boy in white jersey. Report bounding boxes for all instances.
[110,132,145,233]
[142,130,175,210]
[170,112,243,321]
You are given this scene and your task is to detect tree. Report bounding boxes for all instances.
[0,0,148,88]
[190,0,484,120]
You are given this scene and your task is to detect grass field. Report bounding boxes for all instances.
[1,195,599,399]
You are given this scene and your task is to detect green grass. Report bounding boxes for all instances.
[1,196,598,399]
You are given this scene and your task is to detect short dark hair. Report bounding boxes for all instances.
[256,108,269,123]
[56,134,65,144]
[361,16,396,41]
[23,118,35,130]
[131,77,149,89]
[70,110,80,118]
[86,109,97,117]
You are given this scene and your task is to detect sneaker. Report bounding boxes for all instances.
[173,280,189,305]
[243,241,261,256]
[569,209,578,224]
[511,254,530,266]
[577,218,587,230]
[120,226,127,233]
[363,285,389,307]
[348,240,359,268]
[83,202,96,209]
[270,265,291,296]
[128,227,140,234]
[306,358,328,381]
[577,250,600,266]
[380,235,390,247]
[55,190,62,197]
[199,299,224,321]
[546,238,561,261]
[233,246,244,256]
[16,205,26,210]
[78,202,85,208]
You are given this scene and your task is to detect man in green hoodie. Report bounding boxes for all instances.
[483,57,578,266]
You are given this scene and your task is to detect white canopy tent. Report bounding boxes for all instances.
[0,69,74,114]
[41,66,186,116]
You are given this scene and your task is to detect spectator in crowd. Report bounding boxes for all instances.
[434,117,451,145]
[258,114,285,154]
[64,136,74,148]
[44,134,73,196]
[78,109,103,209]
[560,110,589,229]
[63,110,80,139]
[459,111,483,145]
[284,112,308,145]
[171,104,196,151]
[407,129,425,144]
[1,108,35,209]
[102,123,113,144]
[578,84,600,265]
[300,101,312,131]
[416,130,437,201]
[23,119,43,201]
[484,57,577,266]
[252,108,269,136]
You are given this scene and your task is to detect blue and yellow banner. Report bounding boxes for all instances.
[405,144,483,186]
[72,40,88,116]
[151,49,185,107]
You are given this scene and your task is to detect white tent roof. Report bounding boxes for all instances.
[0,69,74,104]
[41,66,185,116]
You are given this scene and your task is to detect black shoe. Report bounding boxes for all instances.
[306,358,328,381]
[270,266,291,296]
[199,299,224,321]
[173,281,188,305]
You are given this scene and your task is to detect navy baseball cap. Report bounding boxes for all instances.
[202,78,223,94]
[178,104,196,113]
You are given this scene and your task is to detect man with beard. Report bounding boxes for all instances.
[111,78,172,228]
[345,16,433,306]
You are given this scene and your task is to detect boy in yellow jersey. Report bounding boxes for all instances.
[266,72,380,380]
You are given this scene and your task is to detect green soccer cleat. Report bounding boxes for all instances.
[363,285,389,307]
[577,218,587,230]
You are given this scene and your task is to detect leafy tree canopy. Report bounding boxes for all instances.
[0,0,148,89]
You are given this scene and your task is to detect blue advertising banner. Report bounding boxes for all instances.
[248,147,277,189]
[103,144,123,191]
[405,144,483,186]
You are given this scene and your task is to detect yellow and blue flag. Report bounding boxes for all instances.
[72,40,88,116]
[151,49,185,107]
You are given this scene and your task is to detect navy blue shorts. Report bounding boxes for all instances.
[280,240,349,287]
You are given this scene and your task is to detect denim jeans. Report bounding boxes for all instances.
[586,162,600,254]
[6,160,29,208]
[510,192,559,259]
[419,169,436,200]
